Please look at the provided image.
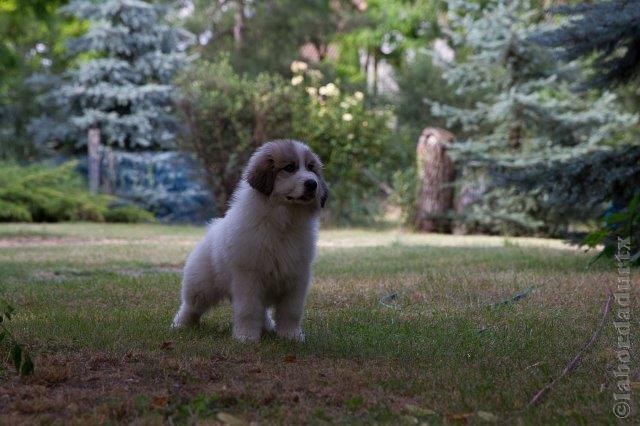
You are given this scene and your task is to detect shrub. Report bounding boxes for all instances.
[176,58,406,225]
[0,162,108,222]
[583,194,640,267]
[390,167,417,226]
[103,205,156,223]
[175,58,296,212]
[0,162,153,223]
[290,67,402,225]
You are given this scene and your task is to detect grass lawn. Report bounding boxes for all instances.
[0,223,635,424]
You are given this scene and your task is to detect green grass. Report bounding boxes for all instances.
[0,223,633,424]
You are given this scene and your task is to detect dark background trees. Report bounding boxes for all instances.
[0,0,637,239]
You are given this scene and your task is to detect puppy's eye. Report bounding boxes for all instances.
[307,163,314,171]
[282,163,296,173]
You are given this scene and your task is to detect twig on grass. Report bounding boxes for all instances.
[526,286,613,408]
[380,284,537,313]
[489,285,535,309]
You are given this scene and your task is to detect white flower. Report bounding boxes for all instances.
[319,83,339,97]
[354,91,364,101]
[290,60,308,73]
[306,87,318,97]
[342,113,353,122]
[291,75,304,86]
[340,101,349,109]
[347,133,355,140]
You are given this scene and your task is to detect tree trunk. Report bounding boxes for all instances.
[233,0,245,49]
[88,127,101,195]
[415,127,455,232]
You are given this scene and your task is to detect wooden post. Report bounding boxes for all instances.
[415,127,455,232]
[88,127,101,194]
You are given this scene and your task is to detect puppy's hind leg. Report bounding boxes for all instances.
[171,283,220,329]
[171,241,219,329]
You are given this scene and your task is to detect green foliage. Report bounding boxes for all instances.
[390,168,417,226]
[427,0,637,235]
[185,0,355,76]
[0,162,108,222]
[491,144,640,235]
[0,0,77,161]
[103,205,155,224]
[0,300,34,376]
[0,162,153,222]
[176,57,400,225]
[584,194,640,267]
[530,0,640,89]
[395,52,468,141]
[175,58,297,211]
[291,70,400,225]
[29,0,192,151]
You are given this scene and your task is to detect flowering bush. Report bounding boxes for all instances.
[290,63,400,224]
[175,58,403,225]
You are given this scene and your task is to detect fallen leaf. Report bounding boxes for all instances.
[217,411,245,425]
[402,415,419,424]
[149,395,168,410]
[446,412,474,423]
[477,410,499,422]
[404,403,437,416]
[283,355,297,363]
[630,381,640,390]
[160,341,173,350]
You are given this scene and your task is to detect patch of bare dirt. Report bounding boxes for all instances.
[0,349,419,424]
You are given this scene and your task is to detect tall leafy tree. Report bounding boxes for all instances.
[0,0,74,160]
[427,0,636,235]
[30,0,192,151]
[184,0,355,76]
[335,0,442,91]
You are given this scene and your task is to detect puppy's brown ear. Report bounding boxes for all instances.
[246,146,276,196]
[319,178,329,208]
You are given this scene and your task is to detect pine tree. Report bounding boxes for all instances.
[29,0,192,151]
[426,0,636,235]
[529,0,640,89]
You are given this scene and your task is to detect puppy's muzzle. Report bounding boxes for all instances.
[304,179,317,193]
[288,179,317,202]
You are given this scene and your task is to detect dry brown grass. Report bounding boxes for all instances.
[0,223,636,424]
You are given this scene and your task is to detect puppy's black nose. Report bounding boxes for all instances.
[304,179,317,191]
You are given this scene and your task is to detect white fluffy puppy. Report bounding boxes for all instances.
[171,139,328,342]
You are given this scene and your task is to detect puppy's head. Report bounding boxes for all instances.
[244,140,329,208]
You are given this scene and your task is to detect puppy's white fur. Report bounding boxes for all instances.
[171,140,328,342]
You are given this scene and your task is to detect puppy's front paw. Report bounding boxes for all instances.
[233,332,261,343]
[233,326,261,343]
[277,327,305,342]
[171,311,198,329]
[263,310,276,333]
